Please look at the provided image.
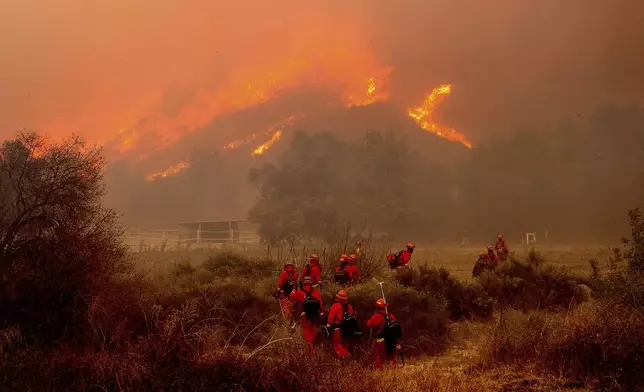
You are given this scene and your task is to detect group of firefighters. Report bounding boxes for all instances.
[272,236,510,368]
[274,240,409,368]
[472,234,510,277]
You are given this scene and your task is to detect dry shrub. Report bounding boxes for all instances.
[202,252,278,279]
[546,303,644,390]
[481,309,552,365]
[481,302,644,391]
[591,270,644,311]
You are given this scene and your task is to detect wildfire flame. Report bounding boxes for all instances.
[344,73,390,107]
[408,84,472,148]
[252,129,283,157]
[109,43,391,155]
[146,115,298,181]
[223,133,261,150]
[146,160,189,182]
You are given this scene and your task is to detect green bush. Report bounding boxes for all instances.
[395,266,494,320]
[478,258,588,311]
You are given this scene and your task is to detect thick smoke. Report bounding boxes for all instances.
[1,0,642,141]
[1,0,643,232]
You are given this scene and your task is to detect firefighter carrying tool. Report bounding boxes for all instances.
[369,282,404,367]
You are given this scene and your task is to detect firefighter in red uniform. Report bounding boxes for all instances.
[300,253,322,287]
[275,262,298,320]
[486,245,500,265]
[327,289,354,358]
[334,254,354,285]
[366,299,400,368]
[495,234,509,262]
[289,276,324,352]
[347,254,360,285]
[398,242,415,268]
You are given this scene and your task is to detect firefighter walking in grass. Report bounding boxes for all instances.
[367,298,403,369]
[275,262,298,320]
[300,253,322,288]
[326,289,359,358]
[347,254,360,285]
[290,276,324,352]
[387,242,415,271]
[334,254,354,285]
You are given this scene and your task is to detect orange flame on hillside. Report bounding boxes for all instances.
[252,129,283,157]
[223,133,261,150]
[146,160,189,182]
[345,72,391,107]
[408,84,472,148]
[146,115,298,181]
[109,40,390,156]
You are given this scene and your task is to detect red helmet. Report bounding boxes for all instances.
[348,254,357,262]
[375,298,387,309]
[301,276,313,286]
[336,289,348,301]
[340,254,349,262]
[284,262,295,271]
[406,242,415,249]
[310,253,319,261]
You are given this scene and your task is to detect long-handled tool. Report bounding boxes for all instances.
[375,281,405,367]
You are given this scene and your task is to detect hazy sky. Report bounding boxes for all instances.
[1,0,642,147]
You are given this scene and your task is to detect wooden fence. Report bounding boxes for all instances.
[124,227,260,252]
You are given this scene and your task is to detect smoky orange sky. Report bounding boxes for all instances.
[1,0,643,148]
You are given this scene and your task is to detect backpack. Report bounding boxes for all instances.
[340,303,361,339]
[302,294,321,322]
[381,316,402,349]
[299,264,313,289]
[387,251,403,270]
[334,264,350,284]
[281,273,296,296]
[303,264,312,277]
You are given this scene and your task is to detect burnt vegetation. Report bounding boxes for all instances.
[1,124,644,392]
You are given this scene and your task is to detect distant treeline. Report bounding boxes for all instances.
[248,104,644,243]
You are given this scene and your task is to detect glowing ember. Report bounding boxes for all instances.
[146,160,189,182]
[408,84,472,148]
[251,129,283,157]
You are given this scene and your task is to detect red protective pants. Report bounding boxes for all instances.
[300,313,317,352]
[332,328,350,358]
[373,339,386,369]
[279,297,293,319]
[374,339,398,369]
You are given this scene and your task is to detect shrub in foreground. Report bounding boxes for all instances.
[481,302,644,391]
